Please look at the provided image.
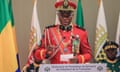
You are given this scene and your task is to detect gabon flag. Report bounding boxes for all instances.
[0,0,20,72]
[76,0,84,28]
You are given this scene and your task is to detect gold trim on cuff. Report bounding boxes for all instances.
[40,50,44,59]
[80,55,85,63]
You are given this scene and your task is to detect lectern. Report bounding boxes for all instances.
[39,63,106,72]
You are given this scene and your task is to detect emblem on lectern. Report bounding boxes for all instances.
[44,67,50,72]
[97,65,103,71]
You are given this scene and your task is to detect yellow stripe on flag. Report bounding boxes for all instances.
[0,21,18,72]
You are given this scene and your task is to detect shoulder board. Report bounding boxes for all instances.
[75,25,86,31]
[45,24,56,29]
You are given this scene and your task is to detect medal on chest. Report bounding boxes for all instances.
[58,25,80,54]
[58,25,73,53]
[62,39,71,53]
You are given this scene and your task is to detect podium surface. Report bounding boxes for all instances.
[39,63,106,72]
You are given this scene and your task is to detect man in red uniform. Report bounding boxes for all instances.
[33,0,92,65]
[22,0,92,71]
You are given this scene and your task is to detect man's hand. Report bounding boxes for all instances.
[46,45,57,58]
[69,56,78,64]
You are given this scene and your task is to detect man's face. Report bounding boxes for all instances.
[58,10,73,26]
[105,48,117,60]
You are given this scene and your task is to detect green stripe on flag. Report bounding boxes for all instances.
[9,0,14,26]
[76,0,84,28]
[0,0,14,33]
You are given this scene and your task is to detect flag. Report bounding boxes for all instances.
[27,0,42,64]
[94,0,108,61]
[116,12,120,56]
[76,0,84,28]
[55,0,60,25]
[0,0,20,72]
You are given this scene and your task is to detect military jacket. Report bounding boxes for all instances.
[34,24,92,64]
[100,59,120,72]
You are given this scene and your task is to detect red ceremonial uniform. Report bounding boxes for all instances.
[34,24,92,64]
[22,0,92,71]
